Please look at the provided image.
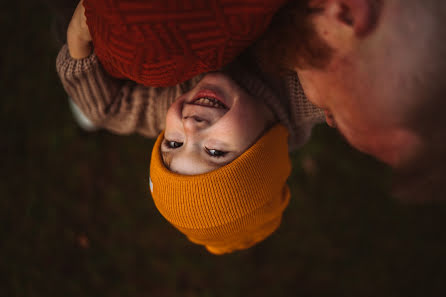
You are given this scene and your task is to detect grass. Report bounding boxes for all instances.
[1,1,446,296]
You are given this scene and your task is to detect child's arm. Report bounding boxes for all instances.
[56,45,201,137]
[57,1,201,138]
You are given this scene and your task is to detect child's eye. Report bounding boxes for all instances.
[165,140,183,149]
[205,147,228,158]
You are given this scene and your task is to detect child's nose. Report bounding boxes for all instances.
[182,115,209,133]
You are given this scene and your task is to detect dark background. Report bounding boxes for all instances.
[2,1,446,296]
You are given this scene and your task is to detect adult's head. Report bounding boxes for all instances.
[260,0,446,166]
[258,0,446,199]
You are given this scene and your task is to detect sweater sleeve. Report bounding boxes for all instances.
[56,44,201,138]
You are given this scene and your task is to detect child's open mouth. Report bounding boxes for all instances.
[192,97,228,109]
[189,89,229,110]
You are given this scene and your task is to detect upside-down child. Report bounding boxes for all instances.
[56,0,325,254]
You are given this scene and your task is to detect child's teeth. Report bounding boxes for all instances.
[194,97,226,109]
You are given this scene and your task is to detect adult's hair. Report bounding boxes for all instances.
[253,0,332,73]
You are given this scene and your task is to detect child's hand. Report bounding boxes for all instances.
[67,0,92,59]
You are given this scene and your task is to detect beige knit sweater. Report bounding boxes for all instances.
[56,44,324,151]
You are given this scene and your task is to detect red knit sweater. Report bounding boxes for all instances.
[84,0,287,87]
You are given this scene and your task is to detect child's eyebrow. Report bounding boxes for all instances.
[161,151,173,169]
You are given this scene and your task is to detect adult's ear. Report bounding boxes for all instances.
[309,0,381,38]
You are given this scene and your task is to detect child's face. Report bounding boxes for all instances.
[162,72,275,175]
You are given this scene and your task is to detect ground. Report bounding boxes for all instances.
[1,1,446,296]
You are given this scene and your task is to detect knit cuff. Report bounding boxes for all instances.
[56,44,99,78]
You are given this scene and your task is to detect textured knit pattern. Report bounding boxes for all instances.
[83,0,287,87]
[285,70,324,124]
[284,69,325,147]
[150,125,291,254]
[56,44,203,138]
[56,44,324,146]
[222,55,325,150]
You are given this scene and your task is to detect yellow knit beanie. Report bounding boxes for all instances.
[149,124,291,255]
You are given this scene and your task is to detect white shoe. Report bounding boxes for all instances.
[68,98,98,131]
